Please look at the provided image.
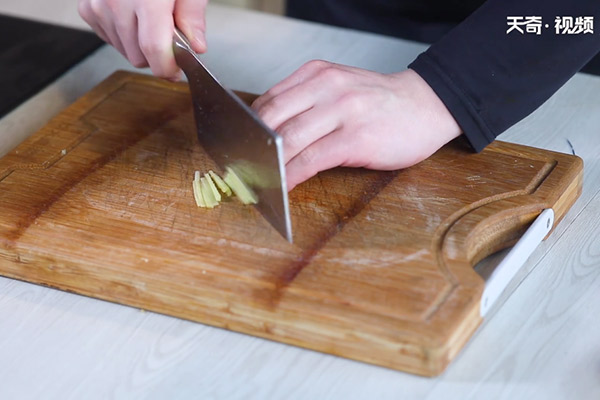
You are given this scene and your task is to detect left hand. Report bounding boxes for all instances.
[252,60,462,191]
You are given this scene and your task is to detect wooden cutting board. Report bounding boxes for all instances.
[0,71,582,376]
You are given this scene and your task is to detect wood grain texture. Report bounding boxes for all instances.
[0,71,583,376]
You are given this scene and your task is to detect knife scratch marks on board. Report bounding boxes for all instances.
[214,237,286,258]
[5,106,183,243]
[401,185,443,231]
[265,170,399,308]
[322,248,429,268]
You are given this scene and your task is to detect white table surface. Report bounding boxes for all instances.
[0,2,599,399]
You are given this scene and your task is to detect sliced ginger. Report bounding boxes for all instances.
[209,170,232,197]
[201,177,218,208]
[204,172,222,202]
[192,171,206,207]
[223,166,258,205]
[192,168,256,208]
[193,180,206,207]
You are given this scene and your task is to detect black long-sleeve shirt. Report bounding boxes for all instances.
[287,0,600,151]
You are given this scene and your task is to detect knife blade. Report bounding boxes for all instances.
[173,29,292,242]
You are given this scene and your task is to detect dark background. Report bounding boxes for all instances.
[0,14,103,119]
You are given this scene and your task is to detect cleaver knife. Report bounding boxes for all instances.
[173,29,292,242]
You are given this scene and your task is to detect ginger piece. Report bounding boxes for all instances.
[192,171,206,207]
[192,168,259,208]
[204,172,222,202]
[223,166,258,205]
[209,170,232,197]
[201,177,218,208]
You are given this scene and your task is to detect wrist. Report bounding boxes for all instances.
[399,68,462,149]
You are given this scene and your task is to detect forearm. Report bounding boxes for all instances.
[409,0,600,151]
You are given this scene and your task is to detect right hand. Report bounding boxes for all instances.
[78,0,208,80]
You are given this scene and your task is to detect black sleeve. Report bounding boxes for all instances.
[408,0,600,151]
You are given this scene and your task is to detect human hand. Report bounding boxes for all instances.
[78,0,208,80]
[252,61,462,191]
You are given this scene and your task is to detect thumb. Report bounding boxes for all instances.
[174,0,208,53]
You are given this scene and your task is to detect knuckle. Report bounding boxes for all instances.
[340,92,365,113]
[250,97,264,113]
[77,0,91,19]
[104,0,117,11]
[138,37,160,57]
[262,88,278,103]
[318,66,346,86]
[302,59,330,73]
[297,147,319,167]
[89,0,105,17]
[280,123,303,150]
[130,56,148,68]
[113,17,128,32]
[258,97,281,121]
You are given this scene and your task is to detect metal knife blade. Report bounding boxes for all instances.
[173,29,292,242]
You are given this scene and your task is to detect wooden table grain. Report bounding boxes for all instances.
[0,2,599,399]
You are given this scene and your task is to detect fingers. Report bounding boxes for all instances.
[254,82,324,131]
[276,107,340,163]
[78,0,109,43]
[81,0,127,56]
[114,5,147,67]
[252,60,332,111]
[251,60,353,190]
[285,130,350,191]
[79,0,184,80]
[174,0,208,54]
[136,1,181,80]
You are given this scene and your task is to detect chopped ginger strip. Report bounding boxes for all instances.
[192,168,258,208]
[224,167,258,205]
[204,173,222,202]
[193,179,205,207]
[209,170,232,197]
[201,177,218,208]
